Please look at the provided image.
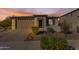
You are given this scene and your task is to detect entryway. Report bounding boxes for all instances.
[38,20,43,28]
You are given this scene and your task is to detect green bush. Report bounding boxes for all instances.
[41,36,69,50]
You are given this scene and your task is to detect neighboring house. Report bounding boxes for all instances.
[10,15,60,33]
[59,9,79,33]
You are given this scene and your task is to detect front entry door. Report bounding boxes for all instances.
[38,20,42,28]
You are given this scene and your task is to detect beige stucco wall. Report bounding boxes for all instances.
[34,17,38,27]
[60,10,79,33]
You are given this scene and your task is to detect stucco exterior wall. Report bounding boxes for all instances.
[60,9,79,33]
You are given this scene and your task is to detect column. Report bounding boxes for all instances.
[55,18,58,26]
[34,17,38,27]
[43,17,47,31]
[12,19,16,30]
[56,18,60,26]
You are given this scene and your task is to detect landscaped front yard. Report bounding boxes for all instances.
[0,30,79,50]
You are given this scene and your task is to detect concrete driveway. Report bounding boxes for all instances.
[0,30,28,42]
[0,30,41,50]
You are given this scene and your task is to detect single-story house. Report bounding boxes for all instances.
[10,15,60,33]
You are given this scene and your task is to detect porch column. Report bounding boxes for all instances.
[12,19,16,30]
[34,18,38,27]
[43,17,47,30]
[54,18,59,26]
[57,18,60,26]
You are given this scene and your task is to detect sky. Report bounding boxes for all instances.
[0,8,77,21]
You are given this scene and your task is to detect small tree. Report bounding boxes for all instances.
[0,17,11,30]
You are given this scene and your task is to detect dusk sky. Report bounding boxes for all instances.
[0,8,77,21]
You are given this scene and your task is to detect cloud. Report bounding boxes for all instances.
[8,8,76,15]
[0,8,33,21]
[0,8,77,21]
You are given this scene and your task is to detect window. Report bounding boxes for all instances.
[49,19,53,25]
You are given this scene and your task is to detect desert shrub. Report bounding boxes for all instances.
[77,26,79,33]
[41,36,69,50]
[47,27,56,33]
[60,20,72,34]
[32,26,39,34]
[28,26,39,39]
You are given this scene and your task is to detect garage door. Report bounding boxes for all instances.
[16,19,34,33]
